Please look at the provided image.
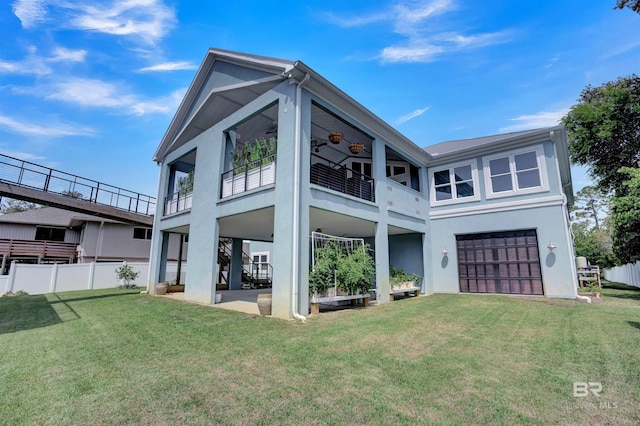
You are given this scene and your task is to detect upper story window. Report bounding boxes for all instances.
[35,226,66,242]
[483,146,548,198]
[133,227,153,240]
[430,162,479,205]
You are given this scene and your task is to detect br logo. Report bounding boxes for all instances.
[573,382,602,397]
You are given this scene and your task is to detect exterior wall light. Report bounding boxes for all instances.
[547,241,557,252]
[442,246,448,256]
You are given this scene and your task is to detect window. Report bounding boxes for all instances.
[133,227,152,240]
[430,162,479,205]
[35,226,65,241]
[484,147,548,198]
[251,252,269,278]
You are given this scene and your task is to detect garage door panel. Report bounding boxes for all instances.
[456,230,544,295]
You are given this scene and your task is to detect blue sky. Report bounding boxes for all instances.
[1,1,638,198]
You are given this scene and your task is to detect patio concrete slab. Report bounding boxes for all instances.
[161,288,271,316]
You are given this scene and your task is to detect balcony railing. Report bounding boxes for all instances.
[164,190,192,216]
[220,155,276,198]
[0,153,155,216]
[310,154,375,202]
[0,239,77,259]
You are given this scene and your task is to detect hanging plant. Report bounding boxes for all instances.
[348,143,365,154]
[328,132,344,144]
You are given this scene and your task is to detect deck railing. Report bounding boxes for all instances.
[310,154,375,202]
[0,153,155,216]
[164,190,193,215]
[0,239,77,259]
[220,154,276,198]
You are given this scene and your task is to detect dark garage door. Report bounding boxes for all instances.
[456,230,544,295]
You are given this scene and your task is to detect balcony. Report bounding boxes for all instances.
[164,190,192,215]
[310,154,375,202]
[220,154,276,198]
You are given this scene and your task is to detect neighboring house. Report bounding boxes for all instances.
[148,48,578,319]
[0,207,186,272]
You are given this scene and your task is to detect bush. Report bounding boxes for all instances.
[115,264,140,289]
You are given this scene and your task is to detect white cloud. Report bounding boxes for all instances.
[0,114,95,137]
[138,61,197,72]
[322,0,512,64]
[42,77,184,116]
[0,45,86,75]
[396,106,430,125]
[12,0,48,29]
[46,77,136,108]
[48,47,87,63]
[131,88,185,115]
[12,0,176,44]
[499,108,569,133]
[381,44,443,63]
[68,0,176,44]
[0,149,46,162]
[0,57,51,75]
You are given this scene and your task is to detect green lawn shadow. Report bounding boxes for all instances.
[0,295,63,335]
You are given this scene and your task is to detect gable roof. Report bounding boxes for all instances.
[424,127,563,159]
[153,49,295,162]
[425,125,574,205]
[153,48,432,165]
[0,207,122,227]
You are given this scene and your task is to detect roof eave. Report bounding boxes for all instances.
[290,61,432,164]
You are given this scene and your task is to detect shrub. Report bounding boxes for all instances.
[115,264,140,289]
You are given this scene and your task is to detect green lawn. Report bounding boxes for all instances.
[1,284,639,425]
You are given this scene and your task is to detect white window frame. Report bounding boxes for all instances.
[482,145,549,199]
[251,251,270,277]
[429,161,480,206]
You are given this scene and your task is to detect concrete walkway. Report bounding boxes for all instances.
[163,288,271,315]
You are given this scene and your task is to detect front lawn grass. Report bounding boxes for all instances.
[1,284,639,425]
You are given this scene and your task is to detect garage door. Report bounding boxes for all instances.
[456,230,544,295]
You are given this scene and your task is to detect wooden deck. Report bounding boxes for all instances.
[0,239,77,259]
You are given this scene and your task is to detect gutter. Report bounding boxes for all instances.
[290,72,311,322]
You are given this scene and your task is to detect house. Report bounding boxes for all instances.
[148,48,578,319]
[0,207,186,272]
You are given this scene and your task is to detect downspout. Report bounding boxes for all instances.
[290,72,310,322]
[550,130,590,304]
[95,221,104,262]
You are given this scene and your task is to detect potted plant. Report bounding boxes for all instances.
[167,279,186,293]
[115,263,140,289]
[328,132,343,144]
[390,265,420,291]
[309,241,341,299]
[348,142,365,154]
[336,244,375,295]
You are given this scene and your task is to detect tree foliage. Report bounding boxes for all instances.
[610,165,640,263]
[570,185,615,267]
[176,169,194,194]
[0,198,41,214]
[615,0,640,13]
[562,75,640,194]
[570,185,610,230]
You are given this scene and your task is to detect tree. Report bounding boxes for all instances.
[562,75,640,194]
[570,185,610,230]
[615,0,640,13]
[610,165,640,263]
[176,169,194,194]
[0,198,40,214]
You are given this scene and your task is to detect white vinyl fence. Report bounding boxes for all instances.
[0,261,186,295]
[604,261,640,288]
